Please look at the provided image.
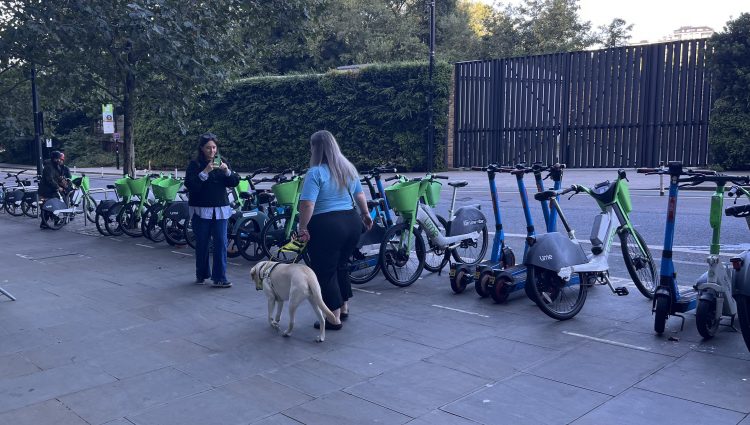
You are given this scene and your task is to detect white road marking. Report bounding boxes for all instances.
[108,237,122,242]
[432,304,490,318]
[135,244,154,249]
[228,261,241,266]
[172,251,193,256]
[353,288,381,295]
[562,331,650,351]
[15,254,33,259]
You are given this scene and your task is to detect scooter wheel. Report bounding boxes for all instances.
[695,298,719,339]
[475,271,491,298]
[490,276,511,303]
[654,296,669,335]
[451,269,467,294]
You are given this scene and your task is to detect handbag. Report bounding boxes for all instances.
[348,186,367,234]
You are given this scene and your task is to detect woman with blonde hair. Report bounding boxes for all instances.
[297,130,372,330]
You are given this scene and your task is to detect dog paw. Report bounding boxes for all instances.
[282,330,292,337]
[270,321,280,330]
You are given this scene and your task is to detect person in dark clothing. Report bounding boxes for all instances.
[297,130,373,330]
[38,151,71,229]
[184,133,240,287]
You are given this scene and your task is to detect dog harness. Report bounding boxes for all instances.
[257,262,282,292]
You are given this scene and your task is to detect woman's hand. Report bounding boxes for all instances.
[203,161,215,174]
[219,162,229,172]
[297,228,310,242]
[361,213,373,231]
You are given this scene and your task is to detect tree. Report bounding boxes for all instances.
[597,18,633,48]
[514,0,596,54]
[0,1,250,176]
[707,13,750,169]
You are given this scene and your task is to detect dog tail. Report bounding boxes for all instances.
[310,275,339,325]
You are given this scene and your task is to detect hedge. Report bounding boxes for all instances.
[137,61,452,172]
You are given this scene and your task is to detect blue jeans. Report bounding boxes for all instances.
[192,214,229,283]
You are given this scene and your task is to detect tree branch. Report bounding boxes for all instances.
[0,76,30,98]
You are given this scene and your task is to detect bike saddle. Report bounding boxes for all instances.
[589,180,618,204]
[257,192,274,204]
[534,190,558,201]
[239,192,252,199]
[448,181,468,188]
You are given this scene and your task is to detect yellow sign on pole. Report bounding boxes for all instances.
[102,104,115,134]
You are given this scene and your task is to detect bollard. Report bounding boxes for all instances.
[175,168,178,178]
[101,167,104,178]
[659,174,664,196]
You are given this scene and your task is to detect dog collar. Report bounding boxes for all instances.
[258,262,282,291]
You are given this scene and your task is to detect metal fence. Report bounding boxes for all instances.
[452,39,712,168]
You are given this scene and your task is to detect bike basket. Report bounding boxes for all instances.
[152,178,182,201]
[237,179,250,194]
[616,183,632,215]
[423,180,442,207]
[71,175,90,192]
[385,180,421,213]
[126,175,150,198]
[272,177,301,206]
[114,177,132,200]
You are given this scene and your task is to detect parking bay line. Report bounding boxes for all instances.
[562,331,650,351]
[432,304,490,318]
[135,244,154,249]
[353,288,381,295]
[172,251,193,256]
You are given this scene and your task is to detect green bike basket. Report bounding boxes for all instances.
[237,179,250,194]
[70,174,89,192]
[272,177,301,206]
[126,175,150,198]
[385,180,421,214]
[152,177,182,202]
[114,177,132,200]
[423,180,442,207]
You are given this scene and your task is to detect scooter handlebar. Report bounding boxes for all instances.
[384,175,400,182]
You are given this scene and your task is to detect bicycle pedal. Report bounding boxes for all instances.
[614,287,629,296]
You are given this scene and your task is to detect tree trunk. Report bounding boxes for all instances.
[123,68,136,177]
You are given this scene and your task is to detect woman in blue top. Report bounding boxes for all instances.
[298,130,372,330]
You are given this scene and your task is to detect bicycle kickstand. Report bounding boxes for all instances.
[0,286,16,301]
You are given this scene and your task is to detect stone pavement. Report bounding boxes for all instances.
[1,195,749,424]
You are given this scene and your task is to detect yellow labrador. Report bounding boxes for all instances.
[250,261,340,342]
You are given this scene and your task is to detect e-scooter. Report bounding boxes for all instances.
[639,162,750,336]
[725,190,750,352]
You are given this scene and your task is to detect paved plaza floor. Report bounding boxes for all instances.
[0,168,749,424]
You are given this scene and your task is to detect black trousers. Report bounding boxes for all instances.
[307,209,361,311]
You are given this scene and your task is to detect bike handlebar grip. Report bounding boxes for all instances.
[636,168,658,174]
[725,204,750,217]
[433,175,449,179]
[384,175,399,182]
[470,166,485,171]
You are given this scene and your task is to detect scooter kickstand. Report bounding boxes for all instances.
[673,313,686,331]
[721,314,739,332]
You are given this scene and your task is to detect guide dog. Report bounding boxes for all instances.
[250,261,340,342]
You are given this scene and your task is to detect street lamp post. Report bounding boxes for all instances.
[426,0,436,172]
[30,64,43,175]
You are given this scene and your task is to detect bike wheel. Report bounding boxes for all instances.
[237,219,264,261]
[224,216,241,258]
[95,212,109,236]
[349,244,382,284]
[163,215,187,246]
[83,195,97,224]
[5,197,22,216]
[260,213,308,263]
[695,297,719,339]
[104,203,125,236]
[21,195,38,218]
[451,221,489,265]
[526,266,588,320]
[734,295,750,353]
[380,222,426,287]
[41,210,65,230]
[620,228,657,299]
[141,204,165,242]
[422,215,450,273]
[654,295,669,334]
[118,201,144,237]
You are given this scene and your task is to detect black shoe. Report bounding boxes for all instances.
[340,312,349,321]
[314,320,343,330]
[39,222,49,229]
[211,280,232,288]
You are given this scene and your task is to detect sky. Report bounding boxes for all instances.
[478,0,748,42]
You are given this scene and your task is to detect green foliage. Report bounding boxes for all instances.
[162,62,451,172]
[708,13,750,170]
[57,126,113,168]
